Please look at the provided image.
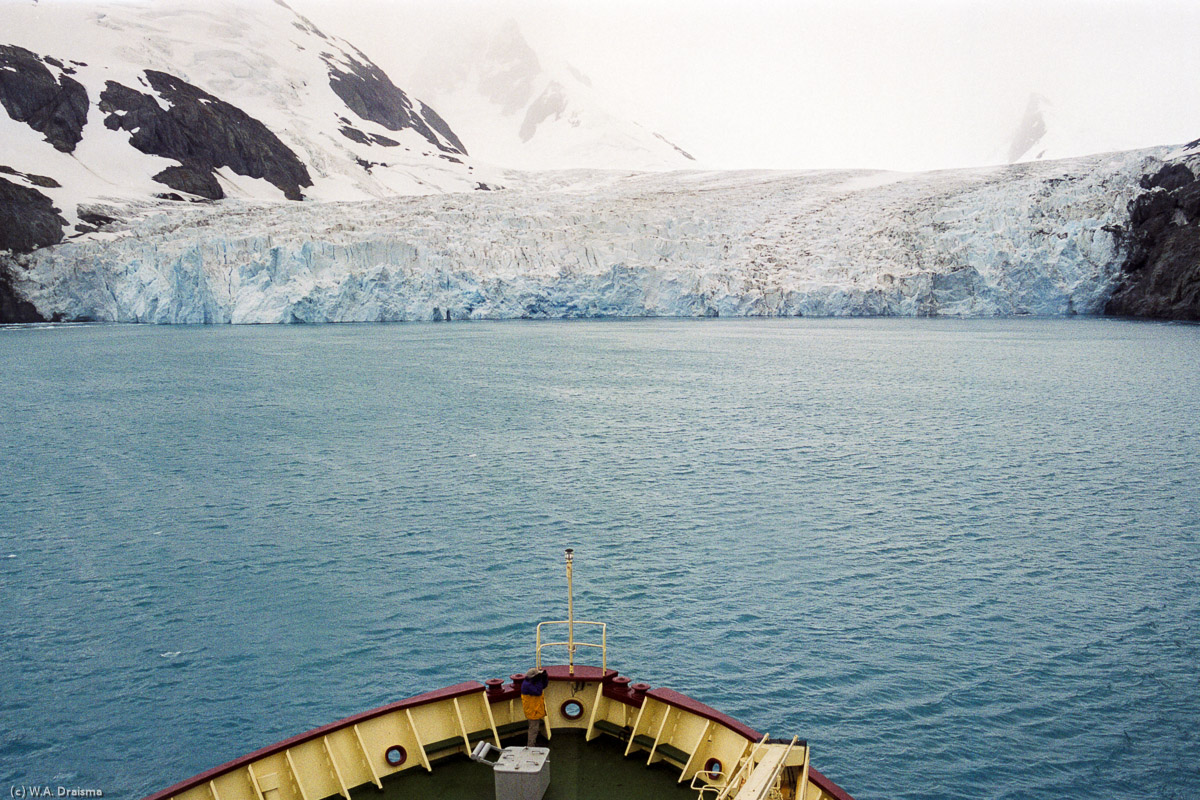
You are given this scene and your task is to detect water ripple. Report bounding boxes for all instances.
[0,319,1197,800]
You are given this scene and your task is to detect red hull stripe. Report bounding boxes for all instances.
[645,688,763,741]
[543,665,616,681]
[808,767,856,800]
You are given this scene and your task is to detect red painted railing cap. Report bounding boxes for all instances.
[645,687,762,741]
[542,664,617,682]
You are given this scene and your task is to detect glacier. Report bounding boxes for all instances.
[2,148,1162,323]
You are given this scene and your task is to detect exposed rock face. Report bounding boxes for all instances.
[338,126,372,145]
[0,264,45,323]
[519,84,567,143]
[0,44,89,153]
[408,18,696,171]
[654,133,696,162]
[1008,94,1049,163]
[0,174,63,322]
[1106,156,1200,320]
[0,165,60,189]
[98,70,313,200]
[326,52,467,155]
[417,102,466,155]
[0,174,66,253]
[75,210,119,235]
[152,166,222,201]
[338,124,399,148]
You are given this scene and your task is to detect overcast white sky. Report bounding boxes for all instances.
[289,0,1200,171]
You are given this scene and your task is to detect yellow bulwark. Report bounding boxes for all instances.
[143,668,850,800]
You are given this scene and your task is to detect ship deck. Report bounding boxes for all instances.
[145,668,853,800]
[358,730,695,800]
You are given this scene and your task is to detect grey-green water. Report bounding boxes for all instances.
[0,318,1197,800]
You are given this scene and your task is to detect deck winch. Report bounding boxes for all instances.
[470,741,551,800]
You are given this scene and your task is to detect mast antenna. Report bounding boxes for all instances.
[565,548,575,675]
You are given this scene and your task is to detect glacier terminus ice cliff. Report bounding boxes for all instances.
[6,148,1200,324]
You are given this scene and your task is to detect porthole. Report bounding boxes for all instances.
[385,745,407,767]
[703,757,723,780]
[561,699,585,720]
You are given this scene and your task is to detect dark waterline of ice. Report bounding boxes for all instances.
[0,318,1197,800]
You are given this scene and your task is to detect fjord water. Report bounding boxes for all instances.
[1,319,1197,800]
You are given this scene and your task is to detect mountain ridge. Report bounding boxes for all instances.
[0,0,493,252]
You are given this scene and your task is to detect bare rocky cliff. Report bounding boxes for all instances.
[1106,147,1200,320]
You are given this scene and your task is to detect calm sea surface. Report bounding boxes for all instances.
[0,318,1197,800]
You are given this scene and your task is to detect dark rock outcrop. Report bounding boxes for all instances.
[337,126,397,148]
[416,101,465,154]
[0,175,62,322]
[653,132,696,161]
[326,51,467,155]
[0,174,66,253]
[153,165,222,200]
[0,263,44,323]
[75,210,118,234]
[519,84,567,143]
[1106,160,1200,320]
[0,165,60,188]
[1007,93,1049,163]
[1140,162,1195,192]
[0,44,89,153]
[99,70,312,200]
[339,125,372,145]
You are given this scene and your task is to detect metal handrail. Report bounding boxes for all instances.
[718,736,800,800]
[690,770,725,799]
[536,620,607,672]
[715,735,770,800]
[755,736,800,800]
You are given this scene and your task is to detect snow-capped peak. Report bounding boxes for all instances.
[1003,91,1095,165]
[1007,93,1052,162]
[409,19,696,172]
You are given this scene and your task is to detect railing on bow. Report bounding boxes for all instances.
[535,620,607,674]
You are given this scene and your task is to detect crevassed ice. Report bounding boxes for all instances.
[10,149,1158,323]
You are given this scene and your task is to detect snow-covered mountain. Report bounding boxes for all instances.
[1006,94,1052,163]
[0,0,495,246]
[407,19,696,172]
[1004,93,1096,165]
